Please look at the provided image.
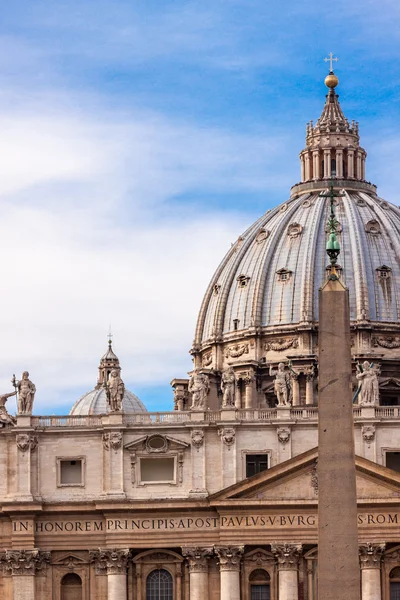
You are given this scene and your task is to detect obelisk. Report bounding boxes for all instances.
[318,183,360,600]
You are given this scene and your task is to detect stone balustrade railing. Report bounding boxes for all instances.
[22,405,400,429]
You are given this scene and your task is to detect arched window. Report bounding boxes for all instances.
[390,567,400,600]
[249,569,270,600]
[61,573,82,600]
[146,569,173,600]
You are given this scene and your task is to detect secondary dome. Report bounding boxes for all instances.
[70,341,146,415]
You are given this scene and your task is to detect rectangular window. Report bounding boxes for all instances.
[140,457,175,483]
[58,458,84,486]
[246,454,268,478]
[386,452,400,473]
[251,585,270,600]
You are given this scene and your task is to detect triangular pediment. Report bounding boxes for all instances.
[210,447,400,505]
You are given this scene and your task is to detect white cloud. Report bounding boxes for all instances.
[0,89,283,413]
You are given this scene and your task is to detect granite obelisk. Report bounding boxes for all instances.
[318,183,360,600]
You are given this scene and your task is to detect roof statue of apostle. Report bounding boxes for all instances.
[106,369,125,412]
[269,362,291,406]
[356,361,379,406]
[13,372,36,415]
[221,367,236,407]
[188,370,209,410]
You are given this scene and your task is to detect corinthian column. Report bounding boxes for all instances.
[215,546,243,600]
[359,543,385,600]
[272,544,301,600]
[6,550,50,600]
[182,547,213,600]
[90,548,130,600]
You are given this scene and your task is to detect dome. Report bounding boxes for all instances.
[70,387,146,415]
[69,340,147,415]
[187,72,400,410]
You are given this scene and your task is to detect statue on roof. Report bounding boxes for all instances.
[0,391,17,427]
[221,367,236,408]
[13,372,36,415]
[355,361,379,406]
[106,369,125,412]
[188,370,209,410]
[269,362,291,406]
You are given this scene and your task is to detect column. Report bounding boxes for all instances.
[300,154,305,182]
[290,372,300,406]
[6,550,50,600]
[305,370,314,405]
[235,380,242,409]
[362,155,366,180]
[244,369,255,409]
[305,153,311,181]
[336,149,343,177]
[324,150,331,178]
[182,547,213,600]
[313,150,320,179]
[348,149,355,178]
[90,549,130,600]
[215,546,243,600]
[359,543,385,600]
[272,544,301,600]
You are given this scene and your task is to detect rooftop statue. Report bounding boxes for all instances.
[221,367,236,408]
[12,372,36,415]
[106,369,125,412]
[188,370,209,410]
[269,362,291,406]
[0,391,17,427]
[355,361,379,406]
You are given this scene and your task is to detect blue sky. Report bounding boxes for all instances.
[0,0,399,414]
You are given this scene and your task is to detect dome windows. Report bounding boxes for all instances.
[237,275,250,289]
[365,220,381,235]
[276,268,292,282]
[255,228,269,244]
[377,265,392,280]
[213,284,221,296]
[287,223,303,239]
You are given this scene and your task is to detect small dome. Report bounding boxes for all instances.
[70,387,146,415]
[69,339,147,415]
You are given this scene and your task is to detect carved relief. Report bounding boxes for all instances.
[365,219,381,235]
[310,459,318,495]
[16,434,38,453]
[182,547,213,573]
[191,430,204,449]
[362,425,376,444]
[265,338,298,352]
[255,228,270,243]
[215,546,244,571]
[373,336,400,349]
[359,543,385,569]
[287,222,303,238]
[202,352,212,367]
[5,550,50,576]
[89,549,130,575]
[225,343,249,358]
[103,432,122,451]
[271,544,302,570]
[277,427,291,444]
[218,427,235,448]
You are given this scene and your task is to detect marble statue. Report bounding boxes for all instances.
[188,370,209,409]
[14,372,36,415]
[221,367,236,407]
[106,369,125,412]
[269,362,291,406]
[0,391,17,427]
[356,361,379,406]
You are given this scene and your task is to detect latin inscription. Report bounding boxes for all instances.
[12,512,400,534]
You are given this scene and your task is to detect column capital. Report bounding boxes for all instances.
[5,549,50,576]
[215,546,243,572]
[359,543,385,569]
[89,548,130,575]
[271,543,302,570]
[182,547,213,573]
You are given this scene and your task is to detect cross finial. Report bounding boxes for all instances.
[324,52,338,72]
[107,325,113,346]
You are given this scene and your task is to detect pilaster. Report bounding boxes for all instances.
[182,547,213,600]
[359,543,385,600]
[215,546,243,600]
[272,544,301,600]
[90,548,130,600]
[6,550,50,600]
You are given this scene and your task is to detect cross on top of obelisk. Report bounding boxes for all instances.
[324,52,338,72]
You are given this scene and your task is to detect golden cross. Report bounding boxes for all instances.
[324,52,338,72]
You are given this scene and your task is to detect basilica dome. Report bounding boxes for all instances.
[186,72,400,408]
[69,341,146,415]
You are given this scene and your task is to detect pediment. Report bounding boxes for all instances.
[124,434,189,452]
[210,447,400,504]
[53,552,87,565]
